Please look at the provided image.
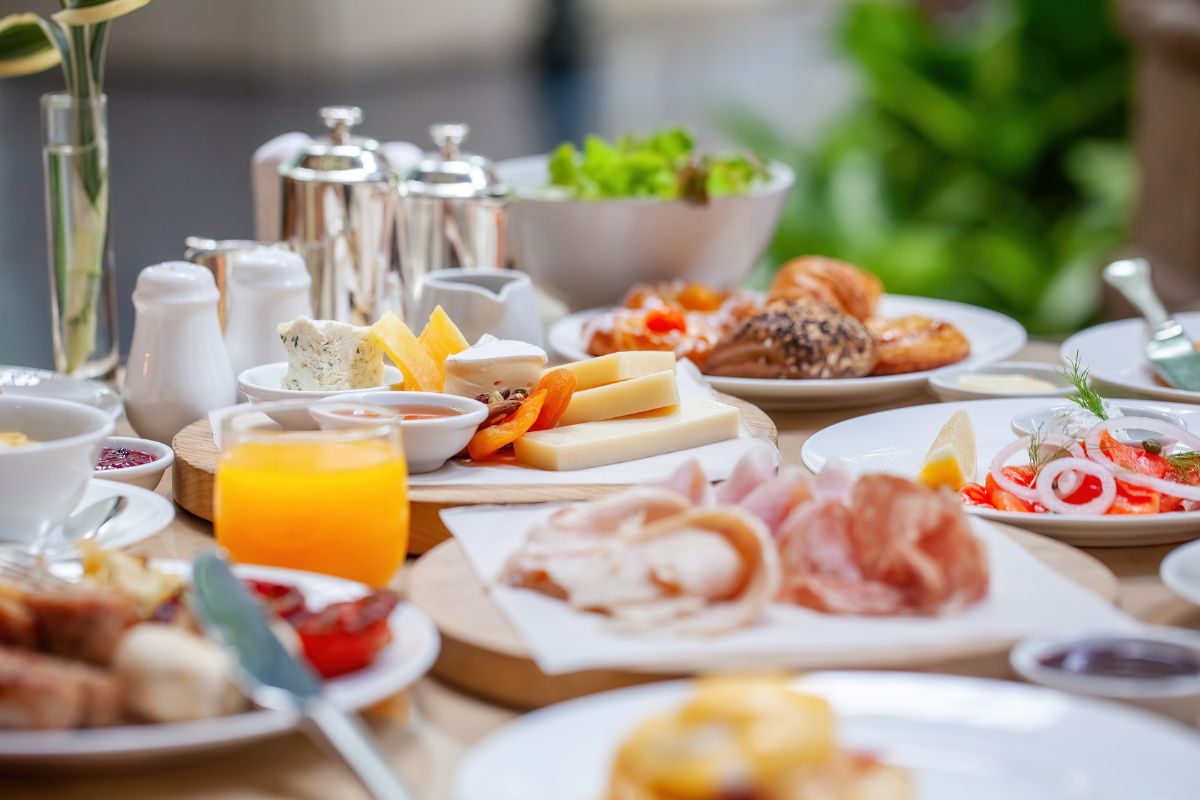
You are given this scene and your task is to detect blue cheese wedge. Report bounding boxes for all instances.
[277,317,384,391]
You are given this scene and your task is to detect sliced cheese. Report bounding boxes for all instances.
[554,351,677,391]
[558,369,679,427]
[514,398,740,471]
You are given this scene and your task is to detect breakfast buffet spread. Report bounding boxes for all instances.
[1,116,1199,799]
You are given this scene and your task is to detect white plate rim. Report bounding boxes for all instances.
[0,365,123,419]
[0,561,440,761]
[1162,539,1200,606]
[800,397,1200,545]
[549,295,1027,398]
[453,670,1200,800]
[72,479,177,553]
[1061,314,1200,404]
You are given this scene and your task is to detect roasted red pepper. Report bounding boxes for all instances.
[290,590,400,678]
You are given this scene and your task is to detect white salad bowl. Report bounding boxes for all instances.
[0,396,114,545]
[237,362,404,430]
[497,154,794,310]
[93,435,174,491]
[312,391,488,474]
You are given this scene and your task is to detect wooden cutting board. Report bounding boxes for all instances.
[406,526,1120,710]
[171,393,775,554]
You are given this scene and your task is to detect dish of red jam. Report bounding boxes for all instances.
[96,446,159,471]
[1037,638,1200,680]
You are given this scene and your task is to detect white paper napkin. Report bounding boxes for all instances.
[441,503,1137,675]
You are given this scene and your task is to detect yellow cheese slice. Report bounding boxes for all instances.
[557,370,680,427]
[553,351,677,391]
[514,398,740,471]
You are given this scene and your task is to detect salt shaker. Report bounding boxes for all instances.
[224,247,312,378]
[124,262,237,444]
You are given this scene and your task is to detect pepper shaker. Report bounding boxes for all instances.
[224,247,312,378]
[124,262,237,444]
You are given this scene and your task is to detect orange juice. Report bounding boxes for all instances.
[215,434,409,587]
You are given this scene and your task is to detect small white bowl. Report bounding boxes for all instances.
[1011,628,1200,726]
[93,436,174,490]
[312,391,487,474]
[928,361,1073,403]
[0,396,114,545]
[1011,405,1188,439]
[237,362,404,430]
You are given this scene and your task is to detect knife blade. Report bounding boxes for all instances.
[191,553,413,800]
[1103,258,1200,392]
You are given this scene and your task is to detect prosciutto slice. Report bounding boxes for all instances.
[502,506,780,635]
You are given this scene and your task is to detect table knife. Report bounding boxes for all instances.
[191,552,414,800]
[1103,258,1200,392]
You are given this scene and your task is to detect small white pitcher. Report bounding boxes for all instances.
[413,269,544,347]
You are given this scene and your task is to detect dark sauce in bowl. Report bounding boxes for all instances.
[1037,638,1200,680]
[96,446,159,471]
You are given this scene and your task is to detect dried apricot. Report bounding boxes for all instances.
[531,369,576,431]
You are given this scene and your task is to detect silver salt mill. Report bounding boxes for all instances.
[280,106,399,325]
[400,123,507,318]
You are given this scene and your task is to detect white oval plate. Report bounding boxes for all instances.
[0,365,122,419]
[549,295,1026,409]
[63,479,177,553]
[453,672,1200,800]
[801,397,1200,546]
[1162,539,1200,606]
[1061,313,1200,404]
[0,561,440,768]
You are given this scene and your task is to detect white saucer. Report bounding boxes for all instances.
[1062,313,1200,403]
[42,479,176,555]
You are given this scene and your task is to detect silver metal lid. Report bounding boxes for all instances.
[280,106,392,185]
[404,123,506,199]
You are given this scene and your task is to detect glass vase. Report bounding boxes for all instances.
[41,92,118,379]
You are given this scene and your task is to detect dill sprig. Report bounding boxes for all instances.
[1059,352,1107,419]
[1166,450,1200,472]
[1027,426,1045,469]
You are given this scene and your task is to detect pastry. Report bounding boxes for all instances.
[703,300,877,380]
[767,256,883,321]
[607,676,912,800]
[866,315,970,375]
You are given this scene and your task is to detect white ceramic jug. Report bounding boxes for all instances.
[413,269,544,347]
[224,247,312,378]
[124,262,237,444]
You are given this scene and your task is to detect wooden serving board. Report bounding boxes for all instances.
[171,393,775,554]
[407,526,1120,710]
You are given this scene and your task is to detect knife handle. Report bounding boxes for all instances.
[1103,258,1174,333]
[304,697,415,800]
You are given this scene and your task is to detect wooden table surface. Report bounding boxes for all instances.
[4,340,1198,800]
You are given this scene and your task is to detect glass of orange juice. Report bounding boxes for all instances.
[215,400,409,587]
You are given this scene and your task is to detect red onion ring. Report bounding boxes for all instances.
[1084,417,1200,502]
[1035,457,1116,515]
[988,434,1085,503]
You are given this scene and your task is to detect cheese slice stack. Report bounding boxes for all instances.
[557,370,679,427]
[515,399,740,471]
[554,351,677,391]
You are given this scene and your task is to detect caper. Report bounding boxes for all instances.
[1143,438,1163,455]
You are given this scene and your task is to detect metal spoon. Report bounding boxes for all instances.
[63,495,128,546]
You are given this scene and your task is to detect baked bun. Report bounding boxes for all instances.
[866,315,970,375]
[704,300,877,380]
[767,256,883,321]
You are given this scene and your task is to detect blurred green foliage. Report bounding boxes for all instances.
[728,0,1133,334]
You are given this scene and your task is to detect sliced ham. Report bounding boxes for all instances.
[714,443,778,505]
[651,461,716,506]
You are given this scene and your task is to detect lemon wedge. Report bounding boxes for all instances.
[917,410,976,491]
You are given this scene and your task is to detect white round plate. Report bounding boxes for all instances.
[1062,313,1200,404]
[0,365,122,419]
[1162,539,1200,606]
[801,397,1200,546]
[549,295,1026,409]
[0,561,440,768]
[453,672,1200,800]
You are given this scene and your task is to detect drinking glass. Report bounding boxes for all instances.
[215,401,409,587]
